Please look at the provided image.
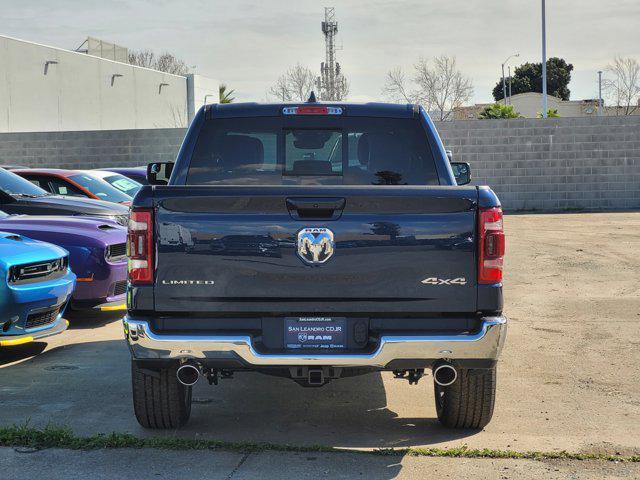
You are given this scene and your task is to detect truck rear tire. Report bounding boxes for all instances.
[131,361,192,429]
[434,367,496,429]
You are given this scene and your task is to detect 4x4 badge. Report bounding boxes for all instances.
[421,277,467,285]
[297,228,335,264]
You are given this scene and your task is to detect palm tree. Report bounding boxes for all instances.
[219,84,235,104]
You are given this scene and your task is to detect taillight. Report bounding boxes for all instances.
[127,208,154,285]
[478,207,505,284]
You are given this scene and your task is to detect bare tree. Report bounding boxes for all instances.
[269,75,292,101]
[166,104,187,128]
[604,56,640,115]
[129,49,189,76]
[128,49,155,69]
[268,64,317,102]
[289,64,317,101]
[382,67,420,104]
[155,53,189,76]
[383,55,474,121]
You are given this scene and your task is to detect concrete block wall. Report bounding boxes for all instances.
[435,115,640,210]
[0,35,190,132]
[0,116,639,211]
[0,128,186,169]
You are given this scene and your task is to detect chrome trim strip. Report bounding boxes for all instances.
[124,316,507,367]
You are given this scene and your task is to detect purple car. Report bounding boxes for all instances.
[0,210,128,312]
[98,167,148,185]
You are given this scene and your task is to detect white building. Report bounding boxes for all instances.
[454,92,639,120]
[0,35,219,132]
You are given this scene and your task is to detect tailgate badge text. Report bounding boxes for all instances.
[421,277,467,285]
[161,280,215,285]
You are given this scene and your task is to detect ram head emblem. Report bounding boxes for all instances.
[297,228,335,264]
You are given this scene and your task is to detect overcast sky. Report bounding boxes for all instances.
[2,0,639,104]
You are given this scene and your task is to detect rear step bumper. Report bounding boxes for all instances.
[123,316,507,368]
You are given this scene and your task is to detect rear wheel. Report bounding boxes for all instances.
[434,367,496,429]
[131,361,192,429]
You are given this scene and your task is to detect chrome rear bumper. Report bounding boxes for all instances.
[124,316,507,368]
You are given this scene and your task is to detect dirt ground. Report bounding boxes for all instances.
[1,212,639,478]
[499,212,640,455]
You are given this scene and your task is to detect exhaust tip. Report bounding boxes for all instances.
[177,364,200,386]
[433,363,457,386]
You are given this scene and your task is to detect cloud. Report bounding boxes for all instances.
[1,0,638,103]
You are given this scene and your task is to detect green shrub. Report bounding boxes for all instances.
[537,108,560,118]
[478,103,522,119]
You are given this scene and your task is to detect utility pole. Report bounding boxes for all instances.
[541,0,548,118]
[502,53,519,104]
[597,71,603,116]
[502,64,507,105]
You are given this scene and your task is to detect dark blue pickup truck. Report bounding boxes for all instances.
[124,98,507,430]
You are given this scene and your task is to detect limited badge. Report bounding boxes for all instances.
[297,228,335,264]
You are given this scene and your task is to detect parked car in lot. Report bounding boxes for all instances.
[0,210,127,311]
[0,165,28,170]
[81,170,142,197]
[0,231,76,347]
[98,166,148,185]
[13,168,133,205]
[124,100,507,430]
[0,168,129,226]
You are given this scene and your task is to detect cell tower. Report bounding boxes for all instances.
[317,7,347,101]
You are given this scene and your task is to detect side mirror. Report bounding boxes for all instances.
[451,162,471,185]
[147,162,174,186]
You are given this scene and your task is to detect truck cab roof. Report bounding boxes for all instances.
[205,102,418,119]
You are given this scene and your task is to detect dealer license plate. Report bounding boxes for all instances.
[284,317,346,350]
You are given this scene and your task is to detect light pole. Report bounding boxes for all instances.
[541,0,548,118]
[502,53,520,104]
[597,71,603,116]
[508,66,513,103]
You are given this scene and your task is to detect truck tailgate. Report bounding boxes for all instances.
[153,186,478,314]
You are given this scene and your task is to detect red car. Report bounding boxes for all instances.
[12,169,132,205]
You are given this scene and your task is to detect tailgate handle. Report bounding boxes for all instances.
[286,197,346,220]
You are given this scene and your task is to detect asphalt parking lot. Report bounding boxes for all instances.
[1,212,639,479]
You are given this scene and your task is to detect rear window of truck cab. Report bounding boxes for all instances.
[186,117,439,185]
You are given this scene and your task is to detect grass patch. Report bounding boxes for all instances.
[1,424,638,463]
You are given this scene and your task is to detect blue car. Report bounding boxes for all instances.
[0,231,76,347]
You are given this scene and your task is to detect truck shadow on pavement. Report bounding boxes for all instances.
[0,342,47,366]
[0,339,478,450]
[64,311,125,329]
